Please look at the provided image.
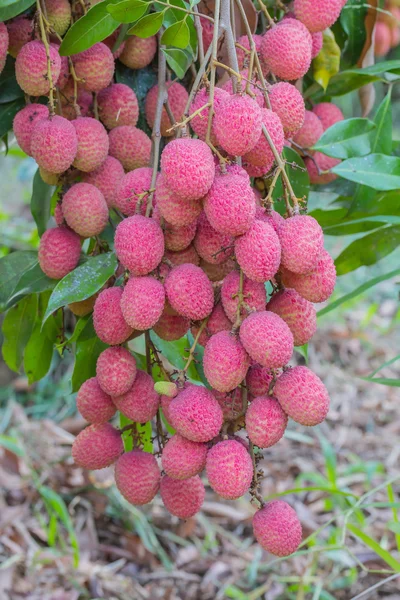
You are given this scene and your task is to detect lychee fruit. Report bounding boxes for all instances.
[203,331,250,392]
[311,31,323,58]
[72,423,123,470]
[44,0,71,35]
[119,35,157,69]
[274,365,330,426]
[115,450,160,505]
[169,385,223,442]
[194,212,233,265]
[68,294,98,316]
[161,434,208,480]
[256,207,285,232]
[114,167,153,216]
[97,83,139,129]
[267,289,317,346]
[96,346,137,397]
[202,18,214,52]
[103,28,126,58]
[60,78,93,120]
[108,125,151,171]
[113,370,160,422]
[38,226,81,279]
[72,42,114,92]
[165,245,200,267]
[31,115,78,174]
[221,69,265,107]
[236,33,263,70]
[13,104,49,156]
[121,276,165,330]
[163,219,198,253]
[200,258,235,283]
[54,47,69,89]
[62,182,108,237]
[145,81,188,137]
[221,270,267,323]
[160,138,215,201]
[156,174,202,227]
[191,302,231,347]
[280,249,336,303]
[312,102,344,131]
[71,116,109,172]
[213,387,244,421]
[93,287,134,345]
[279,215,324,274]
[6,16,34,58]
[245,395,287,448]
[16,40,61,96]
[213,94,263,156]
[246,365,274,397]
[165,264,214,320]
[268,82,305,137]
[82,156,125,208]
[0,24,8,74]
[261,20,311,81]
[234,220,281,283]
[114,215,164,275]
[160,475,205,519]
[305,152,340,184]
[240,311,294,369]
[206,439,253,499]
[293,0,343,33]
[293,110,324,149]
[244,108,285,167]
[153,310,190,341]
[76,377,116,423]
[189,86,229,142]
[253,500,302,556]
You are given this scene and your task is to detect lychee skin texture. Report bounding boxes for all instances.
[115,450,160,505]
[267,289,317,346]
[203,331,250,393]
[294,0,343,33]
[312,102,344,131]
[246,396,288,448]
[236,34,263,70]
[169,385,224,443]
[194,212,233,265]
[244,108,285,167]
[115,215,164,275]
[206,440,253,499]
[119,35,157,69]
[253,500,302,556]
[293,110,324,150]
[256,208,285,233]
[221,270,266,323]
[62,183,109,238]
[164,220,198,252]
[280,249,336,303]
[73,42,114,92]
[246,365,273,397]
[82,156,125,208]
[76,377,116,423]
[156,174,202,227]
[235,220,281,283]
[38,226,81,279]
[97,83,139,129]
[191,302,231,347]
[153,310,190,341]
[305,152,340,184]
[31,115,78,174]
[121,276,165,330]
[72,423,124,470]
[213,94,263,156]
[214,388,244,421]
[166,246,200,267]
[115,167,153,216]
[190,87,229,142]
[269,82,305,137]
[96,347,137,397]
[103,29,126,59]
[71,117,109,172]
[160,475,205,519]
[240,311,294,369]
[61,78,93,120]
[16,40,61,96]
[279,215,324,275]
[13,104,49,156]
[44,0,71,35]
[274,366,330,426]
[93,287,134,346]
[165,264,214,321]
[261,20,311,81]
[162,434,208,480]
[146,81,189,137]
[201,258,235,283]
[109,125,151,171]
[311,31,323,58]
[6,16,34,58]
[161,138,215,202]
[114,370,160,423]
[222,69,264,107]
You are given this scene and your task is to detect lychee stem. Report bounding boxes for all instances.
[205,0,221,145]
[36,0,56,116]
[258,1,275,28]
[232,268,244,331]
[220,0,240,93]
[167,102,211,134]
[193,5,205,64]
[179,317,209,381]
[183,42,213,122]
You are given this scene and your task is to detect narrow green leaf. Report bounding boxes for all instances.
[128,11,164,37]
[334,225,400,275]
[161,19,190,49]
[347,523,400,571]
[161,47,192,78]
[312,118,376,159]
[107,0,148,23]
[372,88,392,155]
[332,154,400,190]
[0,56,24,104]
[2,295,38,372]
[0,251,37,312]
[0,98,25,138]
[0,0,35,20]
[359,377,400,387]
[0,434,25,456]
[387,484,400,553]
[31,169,56,237]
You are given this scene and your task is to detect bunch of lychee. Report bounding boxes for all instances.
[5,0,346,557]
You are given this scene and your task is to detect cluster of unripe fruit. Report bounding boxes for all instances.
[2,0,345,557]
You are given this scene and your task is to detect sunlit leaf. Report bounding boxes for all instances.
[312,118,376,159]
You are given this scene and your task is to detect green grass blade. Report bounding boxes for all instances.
[387,484,400,553]
[347,524,400,571]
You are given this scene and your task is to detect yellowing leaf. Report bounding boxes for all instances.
[313,29,340,91]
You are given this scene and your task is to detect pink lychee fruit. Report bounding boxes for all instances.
[213,94,263,156]
[293,0,343,33]
[93,287,134,345]
[267,289,317,346]
[234,220,281,283]
[203,331,250,393]
[311,31,323,58]
[72,42,114,92]
[103,28,126,58]
[253,500,302,556]
[221,69,265,108]
[96,346,137,397]
[60,78,93,120]
[38,226,81,279]
[191,302,231,347]
[206,439,253,499]
[189,86,229,142]
[213,387,244,421]
[31,115,78,173]
[160,475,205,519]
[246,365,274,397]
[0,23,8,73]
[221,270,266,323]
[261,20,312,81]
[278,215,324,274]
[202,19,214,52]
[82,156,125,208]
[6,16,34,58]
[76,377,116,423]
[236,33,263,70]
[13,104,49,156]
[245,395,287,448]
[71,116,109,172]
[375,21,392,56]
[200,258,236,283]
[280,249,336,303]
[44,0,71,35]
[240,311,294,368]
[161,434,208,480]
[312,102,344,131]
[165,245,200,267]
[156,173,202,227]
[305,152,340,184]
[16,40,61,96]
[244,108,285,168]
[121,276,165,330]
[114,167,153,216]
[194,212,234,265]
[153,309,190,341]
[268,82,305,137]
[113,370,160,422]
[163,219,198,252]
[114,215,164,275]
[108,125,151,171]
[115,450,160,505]
[97,83,139,129]
[292,110,324,150]
[165,263,214,320]
[119,35,157,69]
[62,182,108,237]
[72,423,124,470]
[256,207,285,233]
[145,81,189,137]
[169,385,223,442]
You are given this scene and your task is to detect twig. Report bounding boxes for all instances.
[249,440,265,507]
[179,318,209,382]
[220,0,240,92]
[258,1,275,27]
[183,42,213,120]
[164,99,176,129]
[194,5,205,64]
[168,102,211,133]
[206,0,222,144]
[36,0,56,115]
[150,0,215,21]
[232,268,244,331]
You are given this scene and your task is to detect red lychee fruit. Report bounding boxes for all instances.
[221,69,265,107]
[96,347,137,397]
[256,207,285,233]
[234,220,281,283]
[253,500,302,556]
[169,385,223,442]
[145,81,189,137]
[267,289,317,346]
[292,110,324,150]
[191,302,231,347]
[294,0,343,33]
[161,138,215,201]
[236,34,263,70]
[108,125,151,171]
[244,108,284,168]
[38,226,81,279]
[44,0,71,35]
[6,16,34,58]
[305,152,340,184]
[261,20,311,81]
[160,475,205,519]
[165,245,200,267]
[114,167,153,216]
[165,264,214,320]
[213,387,244,421]
[115,450,160,505]
[312,102,344,131]
[163,219,198,252]
[274,365,330,426]
[245,395,287,448]
[54,47,69,90]
[73,42,114,92]
[76,377,116,423]
[60,78,93,120]
[68,294,97,317]
[203,331,250,392]
[121,276,165,330]
[72,423,123,470]
[62,182,108,237]
[103,28,126,59]
[240,311,294,369]
[202,19,214,52]
[268,82,305,137]
[153,310,190,341]
[82,156,125,208]
[278,215,324,275]
[200,258,235,283]
[213,94,263,156]
[161,434,208,480]
[93,287,134,345]
[246,365,274,397]
[97,83,139,129]
[71,117,109,172]
[280,249,336,303]
[114,370,160,422]
[221,270,267,323]
[194,212,233,265]
[114,215,164,275]
[16,40,61,96]
[311,31,323,58]
[119,35,157,69]
[31,115,78,174]
[13,104,49,156]
[206,439,253,499]
[189,86,229,142]
[156,173,202,227]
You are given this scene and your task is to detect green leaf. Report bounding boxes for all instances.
[128,11,164,37]
[340,0,368,66]
[31,168,56,237]
[359,377,400,387]
[272,147,310,205]
[371,88,392,155]
[0,0,35,20]
[161,47,192,79]
[161,19,190,49]
[71,318,108,391]
[334,226,400,275]
[332,154,400,190]
[0,98,25,138]
[2,295,38,372]
[107,0,148,23]
[150,331,201,382]
[59,0,120,55]
[312,29,341,91]
[8,262,55,308]
[324,60,400,97]
[0,434,25,456]
[0,56,24,104]
[0,251,38,312]
[312,118,376,159]
[43,253,118,324]
[347,524,400,571]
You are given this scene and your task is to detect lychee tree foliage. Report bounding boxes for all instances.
[1,0,400,558]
